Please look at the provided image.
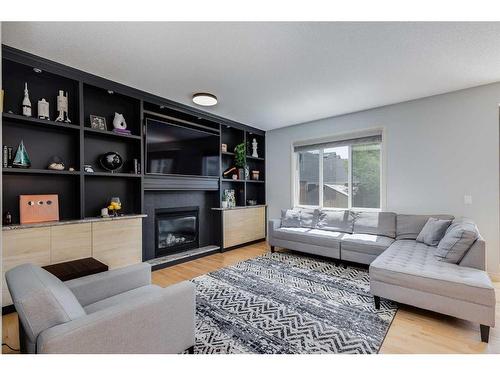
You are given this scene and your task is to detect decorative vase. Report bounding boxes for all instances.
[113,113,127,130]
[238,168,245,180]
[222,201,228,209]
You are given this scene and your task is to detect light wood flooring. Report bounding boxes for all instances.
[2,241,499,354]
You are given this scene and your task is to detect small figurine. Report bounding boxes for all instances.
[252,138,258,158]
[37,98,50,120]
[55,90,71,123]
[22,82,32,117]
[12,140,31,168]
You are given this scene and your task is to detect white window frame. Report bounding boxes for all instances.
[291,129,386,211]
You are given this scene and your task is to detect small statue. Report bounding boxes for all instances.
[37,98,50,120]
[12,140,31,168]
[47,156,65,171]
[22,82,32,117]
[113,113,127,130]
[252,138,258,158]
[55,90,71,123]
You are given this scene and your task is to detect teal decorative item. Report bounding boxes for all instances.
[12,140,31,168]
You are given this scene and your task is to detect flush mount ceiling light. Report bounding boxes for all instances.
[192,93,217,107]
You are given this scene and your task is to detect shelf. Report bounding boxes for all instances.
[221,151,235,156]
[2,168,80,176]
[221,178,244,183]
[84,172,141,178]
[2,113,81,131]
[245,180,265,183]
[246,155,265,161]
[84,127,142,140]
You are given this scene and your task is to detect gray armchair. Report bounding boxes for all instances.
[5,262,195,354]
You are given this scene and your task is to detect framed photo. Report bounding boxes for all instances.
[90,115,107,130]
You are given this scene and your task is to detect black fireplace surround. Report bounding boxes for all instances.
[155,207,199,258]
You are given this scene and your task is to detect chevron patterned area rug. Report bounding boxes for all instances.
[192,251,397,354]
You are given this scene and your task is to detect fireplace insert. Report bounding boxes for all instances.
[155,207,199,257]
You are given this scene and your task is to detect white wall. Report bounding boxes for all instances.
[266,83,500,274]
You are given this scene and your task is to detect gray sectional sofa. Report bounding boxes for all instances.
[268,208,496,342]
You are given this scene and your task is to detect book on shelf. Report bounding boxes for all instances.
[112,128,132,135]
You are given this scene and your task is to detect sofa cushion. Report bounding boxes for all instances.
[370,240,495,306]
[299,208,319,228]
[341,233,395,256]
[316,210,354,233]
[84,285,162,314]
[435,218,479,264]
[5,263,86,342]
[396,214,455,240]
[416,217,452,246]
[273,227,344,248]
[281,209,301,228]
[353,211,396,238]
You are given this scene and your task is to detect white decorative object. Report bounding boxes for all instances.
[252,138,258,158]
[55,90,71,123]
[101,207,109,217]
[37,98,50,120]
[22,82,32,117]
[113,112,127,130]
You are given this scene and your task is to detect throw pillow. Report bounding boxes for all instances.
[299,208,319,228]
[416,217,452,246]
[281,209,301,228]
[435,218,479,264]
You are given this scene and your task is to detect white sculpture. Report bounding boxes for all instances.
[37,98,49,120]
[113,113,127,130]
[55,91,71,123]
[252,138,258,158]
[22,82,32,117]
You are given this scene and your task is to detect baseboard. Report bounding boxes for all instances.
[221,238,267,252]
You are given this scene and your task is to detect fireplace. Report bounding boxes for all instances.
[155,207,199,258]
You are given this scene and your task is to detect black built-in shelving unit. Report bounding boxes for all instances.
[1,45,265,229]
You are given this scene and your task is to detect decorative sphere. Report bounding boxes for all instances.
[99,152,123,172]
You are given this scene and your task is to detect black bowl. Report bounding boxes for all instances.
[99,151,123,172]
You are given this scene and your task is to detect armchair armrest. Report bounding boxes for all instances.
[65,263,152,306]
[37,281,195,354]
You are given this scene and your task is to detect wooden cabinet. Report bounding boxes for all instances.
[51,223,92,264]
[92,218,142,269]
[2,216,144,307]
[2,228,51,306]
[223,206,266,248]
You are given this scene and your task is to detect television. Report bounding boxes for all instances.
[145,118,219,177]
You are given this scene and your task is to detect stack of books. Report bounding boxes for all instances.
[112,128,132,135]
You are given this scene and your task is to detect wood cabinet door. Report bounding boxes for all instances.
[51,223,92,264]
[223,207,266,248]
[2,228,51,306]
[91,219,142,269]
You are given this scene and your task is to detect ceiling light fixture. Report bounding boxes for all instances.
[192,93,217,107]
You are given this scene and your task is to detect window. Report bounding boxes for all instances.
[294,134,382,209]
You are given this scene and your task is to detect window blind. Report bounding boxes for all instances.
[293,133,382,153]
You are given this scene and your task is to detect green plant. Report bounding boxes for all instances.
[234,143,246,168]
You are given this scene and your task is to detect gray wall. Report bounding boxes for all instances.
[266,83,500,273]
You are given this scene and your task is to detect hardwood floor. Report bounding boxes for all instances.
[2,241,499,354]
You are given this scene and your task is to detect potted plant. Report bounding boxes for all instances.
[234,143,246,180]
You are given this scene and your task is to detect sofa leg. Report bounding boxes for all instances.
[480,325,490,343]
[187,345,195,354]
[270,245,275,253]
[374,296,381,310]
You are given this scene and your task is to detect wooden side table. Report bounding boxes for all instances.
[42,257,108,282]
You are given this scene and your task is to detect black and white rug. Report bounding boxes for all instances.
[192,252,397,354]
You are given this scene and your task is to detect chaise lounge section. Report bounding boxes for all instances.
[268,208,495,342]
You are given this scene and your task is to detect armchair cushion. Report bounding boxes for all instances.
[5,264,86,343]
[84,285,162,314]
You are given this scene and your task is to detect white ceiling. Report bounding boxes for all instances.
[3,22,500,131]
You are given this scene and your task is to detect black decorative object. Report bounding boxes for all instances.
[84,164,95,173]
[99,151,123,172]
[3,211,12,225]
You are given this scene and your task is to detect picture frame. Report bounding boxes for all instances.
[90,115,107,130]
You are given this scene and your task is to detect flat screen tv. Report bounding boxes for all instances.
[145,118,219,177]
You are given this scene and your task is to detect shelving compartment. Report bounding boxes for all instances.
[84,133,141,174]
[3,118,80,170]
[221,180,245,207]
[3,173,80,224]
[221,126,244,153]
[83,84,141,136]
[246,131,265,159]
[2,58,79,121]
[245,182,266,206]
[84,176,141,218]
